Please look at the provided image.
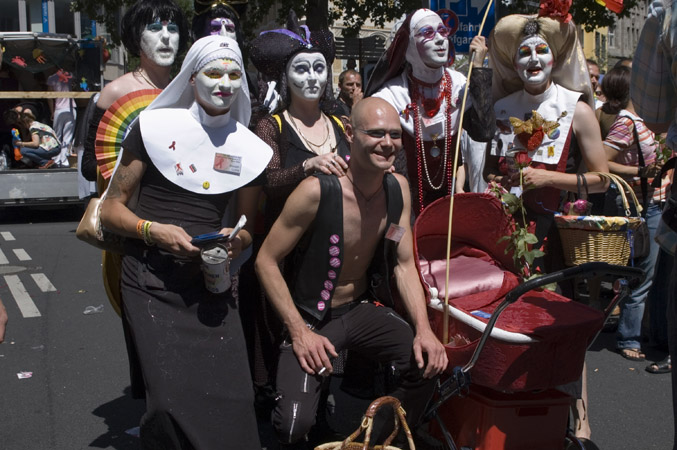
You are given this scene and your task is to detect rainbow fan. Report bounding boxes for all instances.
[95,89,161,179]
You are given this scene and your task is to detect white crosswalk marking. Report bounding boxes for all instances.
[0,248,8,265]
[1,232,15,241]
[4,275,41,318]
[13,249,31,261]
[31,273,56,292]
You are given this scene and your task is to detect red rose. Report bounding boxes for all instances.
[514,151,532,168]
[517,128,545,152]
[498,156,509,175]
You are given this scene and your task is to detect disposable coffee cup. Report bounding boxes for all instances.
[201,244,231,293]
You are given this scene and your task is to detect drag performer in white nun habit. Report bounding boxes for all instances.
[367,8,495,213]
[100,35,272,449]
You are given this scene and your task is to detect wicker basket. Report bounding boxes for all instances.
[314,396,414,450]
[556,172,643,267]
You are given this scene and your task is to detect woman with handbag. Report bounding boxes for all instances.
[100,35,272,449]
[600,65,668,362]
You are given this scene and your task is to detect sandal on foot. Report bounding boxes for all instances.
[645,356,671,374]
[619,348,646,361]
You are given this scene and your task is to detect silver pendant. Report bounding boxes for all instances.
[429,146,441,158]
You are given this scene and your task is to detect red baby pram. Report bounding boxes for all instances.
[414,193,644,450]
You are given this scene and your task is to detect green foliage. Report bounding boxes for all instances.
[72,0,421,43]
[500,0,643,32]
[244,0,422,37]
[487,179,550,288]
[70,0,194,46]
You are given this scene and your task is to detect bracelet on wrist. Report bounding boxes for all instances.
[142,221,155,246]
[302,159,308,175]
[136,219,145,239]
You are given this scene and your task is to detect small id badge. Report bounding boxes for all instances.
[385,223,405,242]
[213,153,242,176]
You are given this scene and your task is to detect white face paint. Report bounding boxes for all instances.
[140,20,180,67]
[514,36,554,90]
[207,17,237,40]
[413,15,450,68]
[286,52,328,102]
[193,58,242,114]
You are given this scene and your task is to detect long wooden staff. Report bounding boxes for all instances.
[442,0,495,344]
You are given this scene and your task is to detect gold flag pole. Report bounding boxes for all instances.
[442,0,495,344]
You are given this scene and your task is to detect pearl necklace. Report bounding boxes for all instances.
[411,70,453,212]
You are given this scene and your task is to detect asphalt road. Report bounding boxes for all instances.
[0,206,673,449]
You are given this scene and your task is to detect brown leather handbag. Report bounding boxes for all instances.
[314,396,415,450]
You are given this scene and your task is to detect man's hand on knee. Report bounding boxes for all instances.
[292,328,338,376]
[413,328,448,378]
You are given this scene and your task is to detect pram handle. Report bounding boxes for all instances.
[504,262,644,305]
[463,262,644,373]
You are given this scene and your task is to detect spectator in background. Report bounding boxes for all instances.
[334,69,363,117]
[47,68,76,167]
[631,1,676,389]
[587,59,605,107]
[601,65,665,362]
[3,109,60,169]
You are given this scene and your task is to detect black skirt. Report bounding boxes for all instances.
[121,247,260,450]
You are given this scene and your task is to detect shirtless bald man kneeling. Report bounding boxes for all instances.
[255,97,448,448]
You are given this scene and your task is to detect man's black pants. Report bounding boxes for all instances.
[273,301,436,444]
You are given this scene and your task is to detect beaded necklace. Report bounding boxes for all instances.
[410,70,454,213]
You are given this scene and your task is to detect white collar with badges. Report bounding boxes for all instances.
[140,102,272,194]
[493,83,580,165]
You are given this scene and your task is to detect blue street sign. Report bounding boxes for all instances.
[42,0,49,32]
[429,0,496,54]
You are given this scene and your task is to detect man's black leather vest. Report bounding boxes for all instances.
[290,172,403,321]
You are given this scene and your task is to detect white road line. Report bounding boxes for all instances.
[0,248,8,265]
[4,275,41,318]
[1,232,15,241]
[31,273,56,292]
[13,249,31,261]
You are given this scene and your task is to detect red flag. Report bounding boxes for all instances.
[595,0,624,14]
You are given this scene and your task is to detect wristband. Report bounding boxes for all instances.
[142,221,155,246]
[302,159,308,174]
[136,219,145,239]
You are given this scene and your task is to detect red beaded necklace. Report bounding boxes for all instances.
[409,73,447,118]
[410,70,454,213]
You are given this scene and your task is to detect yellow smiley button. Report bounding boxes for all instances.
[203,181,210,190]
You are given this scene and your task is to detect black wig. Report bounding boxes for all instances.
[120,0,189,58]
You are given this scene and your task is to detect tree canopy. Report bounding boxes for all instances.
[71,0,643,45]
[499,0,643,33]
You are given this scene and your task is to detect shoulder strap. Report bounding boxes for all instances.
[620,115,649,216]
[272,114,282,133]
[384,172,403,226]
[329,115,345,132]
